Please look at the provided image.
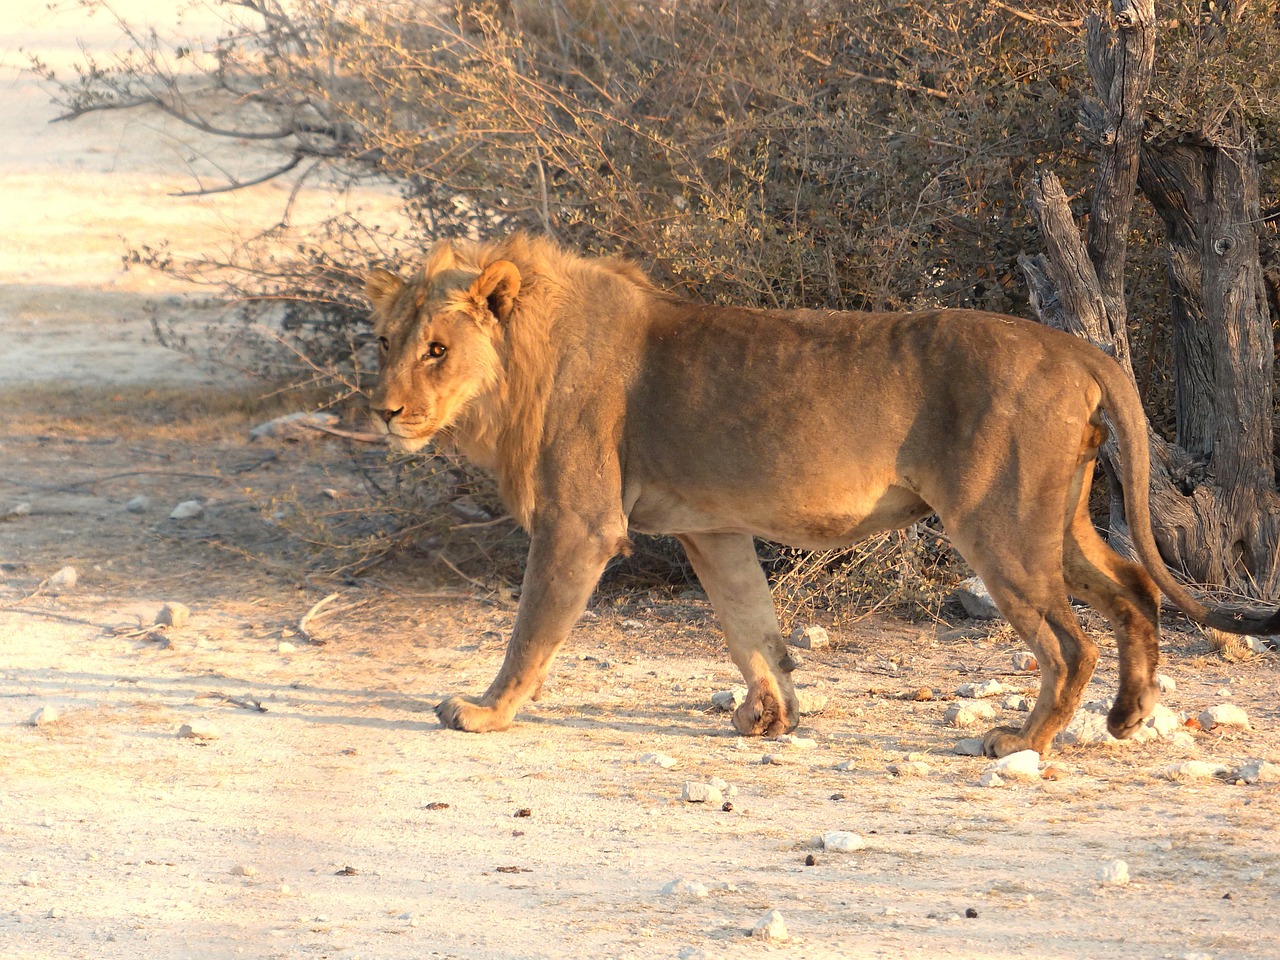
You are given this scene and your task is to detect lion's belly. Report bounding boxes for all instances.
[626,479,930,549]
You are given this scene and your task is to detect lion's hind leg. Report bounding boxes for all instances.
[1064,506,1161,739]
[677,532,800,737]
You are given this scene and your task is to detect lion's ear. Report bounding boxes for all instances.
[470,260,521,323]
[365,269,404,313]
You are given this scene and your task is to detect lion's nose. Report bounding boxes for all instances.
[374,405,403,425]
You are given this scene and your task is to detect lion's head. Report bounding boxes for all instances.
[364,244,522,455]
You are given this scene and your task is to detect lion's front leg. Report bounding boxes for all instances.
[437,516,619,733]
[678,532,800,737]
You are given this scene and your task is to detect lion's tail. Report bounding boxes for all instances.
[1097,359,1280,636]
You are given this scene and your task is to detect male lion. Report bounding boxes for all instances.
[365,233,1280,757]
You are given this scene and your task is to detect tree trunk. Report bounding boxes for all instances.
[1018,0,1280,599]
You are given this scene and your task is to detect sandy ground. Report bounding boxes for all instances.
[3,5,1280,960]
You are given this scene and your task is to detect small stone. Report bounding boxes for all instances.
[707,777,737,797]
[620,619,645,631]
[711,687,746,711]
[46,566,77,595]
[125,495,149,514]
[834,758,857,771]
[155,603,190,629]
[804,854,818,866]
[1156,673,1177,694]
[46,907,65,919]
[965,907,979,919]
[1055,707,1119,747]
[788,624,829,650]
[1235,759,1280,784]
[1041,764,1068,781]
[639,751,678,769]
[953,738,984,756]
[911,687,935,701]
[661,878,708,898]
[888,760,931,778]
[1002,694,1032,712]
[989,749,1041,780]
[1162,760,1230,781]
[231,864,259,877]
[1245,636,1276,654]
[821,830,866,852]
[956,577,1001,619]
[752,908,789,942]
[761,754,791,765]
[20,872,40,887]
[5,501,31,518]
[796,689,829,714]
[177,720,221,740]
[1098,860,1130,885]
[956,679,1003,699]
[169,500,204,520]
[681,782,723,805]
[944,700,996,727]
[277,641,297,654]
[1132,704,1181,742]
[1012,651,1038,671]
[27,705,59,726]
[978,770,1005,788]
[1199,704,1250,731]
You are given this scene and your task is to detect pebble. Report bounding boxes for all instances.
[231,864,259,877]
[944,700,996,727]
[178,720,221,740]
[681,782,723,805]
[953,738,984,756]
[797,689,829,714]
[978,770,1005,788]
[761,754,791,765]
[620,619,645,631]
[125,495,149,514]
[834,758,858,771]
[1199,704,1250,731]
[26,705,59,727]
[1162,760,1229,781]
[1235,759,1280,784]
[752,908,789,942]
[888,760,931,778]
[956,679,1003,699]
[46,566,77,595]
[988,750,1040,780]
[821,831,866,852]
[155,602,191,629]
[278,641,297,654]
[956,577,1001,619]
[1012,651,1038,671]
[788,624,829,650]
[1245,636,1277,654]
[661,878,708,898]
[20,872,40,887]
[707,777,737,797]
[1097,860,1130,885]
[5,501,31,518]
[1055,703,1119,747]
[639,751,678,769]
[1131,704,1181,742]
[169,500,204,520]
[46,907,64,919]
[1002,694,1032,712]
[1156,673,1177,694]
[711,687,746,711]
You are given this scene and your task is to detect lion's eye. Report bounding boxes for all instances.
[424,341,447,361]
[376,336,389,352]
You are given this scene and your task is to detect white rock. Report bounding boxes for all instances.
[231,864,259,877]
[1156,673,1177,694]
[46,907,65,919]
[821,831,866,852]
[155,602,190,629]
[957,679,1003,699]
[956,577,1001,619]
[278,641,297,654]
[888,760,931,778]
[5,502,31,518]
[1012,651,1038,671]
[639,751,678,769]
[1056,708,1119,747]
[711,687,747,711]
[834,758,858,771]
[125,495,149,514]
[1097,860,1130,885]
[797,689,829,714]
[248,411,340,441]
[978,770,1005,788]
[19,872,39,887]
[707,776,737,797]
[620,618,646,631]
[26,705,59,726]
[989,750,1040,780]
[761,753,791,765]
[46,566,77,595]
[1245,636,1276,654]
[1234,759,1280,784]
[773,734,817,750]
[1002,693,1032,712]
[752,908,789,942]
[681,782,723,805]
[178,720,221,740]
[953,738,985,756]
[788,624,829,650]
[1131,704,1181,743]
[1199,704,1250,731]
[944,700,996,727]
[169,500,204,520]
[661,878,708,898]
[1162,760,1229,781]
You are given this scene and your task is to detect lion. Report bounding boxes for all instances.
[364,233,1280,757]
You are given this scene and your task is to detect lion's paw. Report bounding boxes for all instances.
[731,682,798,738]
[435,696,511,733]
[982,725,1033,758]
[1106,690,1157,740]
